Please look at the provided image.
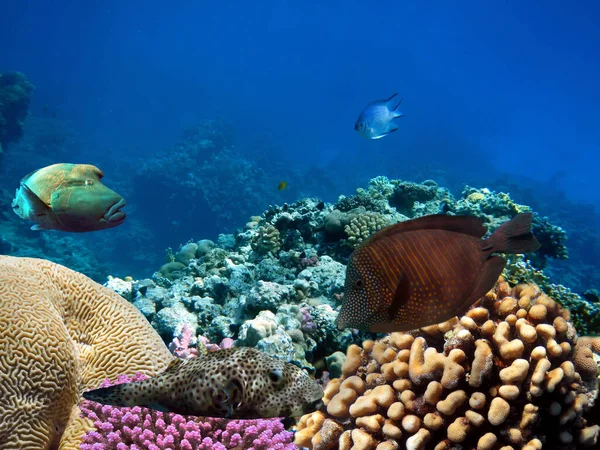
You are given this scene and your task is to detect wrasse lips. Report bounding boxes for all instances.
[104,198,126,223]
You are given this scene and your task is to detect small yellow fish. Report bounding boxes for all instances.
[278,181,288,191]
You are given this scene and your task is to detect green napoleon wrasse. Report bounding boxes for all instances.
[11,163,126,232]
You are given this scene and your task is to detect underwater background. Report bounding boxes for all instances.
[2,1,600,450]
[1,0,600,290]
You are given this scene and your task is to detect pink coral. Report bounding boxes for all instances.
[168,324,200,359]
[79,373,295,450]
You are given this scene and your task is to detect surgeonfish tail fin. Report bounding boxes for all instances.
[483,213,541,255]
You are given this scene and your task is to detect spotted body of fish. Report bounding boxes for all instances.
[336,213,541,333]
[355,93,404,139]
[82,347,323,419]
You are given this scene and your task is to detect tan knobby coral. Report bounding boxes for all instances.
[0,255,173,450]
[296,278,600,450]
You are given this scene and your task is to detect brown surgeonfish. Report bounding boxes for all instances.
[335,213,541,333]
[82,347,323,419]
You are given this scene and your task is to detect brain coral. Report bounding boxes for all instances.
[295,278,600,450]
[0,255,173,450]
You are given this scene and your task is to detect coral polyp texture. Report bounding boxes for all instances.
[295,279,600,450]
[0,255,172,450]
[79,373,296,450]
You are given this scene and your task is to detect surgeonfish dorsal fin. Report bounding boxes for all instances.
[363,214,487,246]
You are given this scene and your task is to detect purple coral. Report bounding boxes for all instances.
[300,306,317,334]
[299,255,319,269]
[168,323,199,359]
[80,373,296,450]
[198,335,235,353]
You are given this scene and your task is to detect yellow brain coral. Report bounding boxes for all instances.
[0,255,173,450]
[296,278,600,450]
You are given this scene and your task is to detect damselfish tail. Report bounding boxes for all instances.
[482,213,541,255]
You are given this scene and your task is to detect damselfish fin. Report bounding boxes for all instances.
[385,92,398,103]
[20,183,50,215]
[364,214,487,246]
[455,256,506,316]
[388,124,399,133]
[392,98,403,118]
[482,213,541,254]
[31,224,49,231]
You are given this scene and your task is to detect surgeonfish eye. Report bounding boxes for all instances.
[268,368,284,385]
[355,279,363,288]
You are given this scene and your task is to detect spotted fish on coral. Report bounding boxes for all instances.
[336,213,541,333]
[82,347,324,419]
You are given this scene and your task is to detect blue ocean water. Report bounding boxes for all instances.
[1,0,599,286]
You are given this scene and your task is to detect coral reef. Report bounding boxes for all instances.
[345,212,393,247]
[295,279,600,449]
[132,120,282,240]
[0,256,172,450]
[503,256,600,335]
[0,71,33,153]
[79,375,296,450]
[95,176,598,389]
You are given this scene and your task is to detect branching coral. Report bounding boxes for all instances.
[79,373,296,450]
[295,278,599,450]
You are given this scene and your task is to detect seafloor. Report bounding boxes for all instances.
[2,175,599,449]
